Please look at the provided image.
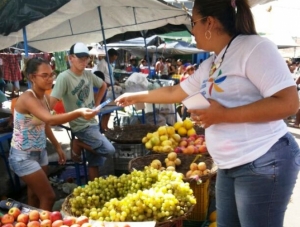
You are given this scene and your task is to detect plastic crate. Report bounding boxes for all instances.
[187,179,210,222]
[113,143,149,170]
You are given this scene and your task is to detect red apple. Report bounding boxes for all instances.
[40,210,51,221]
[52,220,64,227]
[187,140,194,146]
[51,211,63,222]
[63,216,77,226]
[75,216,89,226]
[1,214,14,224]
[193,146,199,154]
[29,210,40,221]
[199,145,207,153]
[2,224,14,227]
[61,225,70,227]
[174,147,182,153]
[15,222,27,227]
[17,213,29,224]
[81,223,92,227]
[40,219,52,227]
[27,221,40,227]
[8,207,21,220]
[188,136,196,141]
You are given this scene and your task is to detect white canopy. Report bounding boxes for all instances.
[262,34,299,49]
[0,0,190,52]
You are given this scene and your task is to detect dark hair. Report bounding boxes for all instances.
[107,48,119,57]
[193,0,257,36]
[23,58,49,80]
[93,70,105,81]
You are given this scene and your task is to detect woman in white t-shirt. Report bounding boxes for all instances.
[116,0,300,226]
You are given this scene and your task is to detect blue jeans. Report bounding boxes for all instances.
[73,125,115,167]
[216,132,300,227]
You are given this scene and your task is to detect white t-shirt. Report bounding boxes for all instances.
[97,59,115,85]
[180,35,296,169]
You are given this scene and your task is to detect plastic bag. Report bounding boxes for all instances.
[124,73,148,93]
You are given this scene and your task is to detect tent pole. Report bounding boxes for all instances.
[97,6,116,100]
[142,31,156,125]
[23,27,31,88]
[142,31,152,79]
[97,6,120,126]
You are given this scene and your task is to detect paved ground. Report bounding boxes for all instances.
[0,88,299,226]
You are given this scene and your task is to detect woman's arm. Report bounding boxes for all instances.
[45,124,66,164]
[115,84,188,106]
[17,93,97,126]
[190,86,298,128]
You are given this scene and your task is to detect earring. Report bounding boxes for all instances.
[205,30,212,40]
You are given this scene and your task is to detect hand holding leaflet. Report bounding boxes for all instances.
[182,91,210,110]
[93,98,112,111]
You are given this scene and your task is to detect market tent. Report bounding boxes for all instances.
[107,35,164,48]
[262,34,300,49]
[159,31,192,43]
[108,37,205,57]
[0,0,70,36]
[150,40,204,55]
[0,0,190,52]
[164,0,275,9]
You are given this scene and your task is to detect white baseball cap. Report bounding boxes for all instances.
[69,42,89,58]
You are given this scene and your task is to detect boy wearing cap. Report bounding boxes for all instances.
[50,42,115,180]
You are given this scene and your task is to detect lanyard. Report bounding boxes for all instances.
[209,34,238,77]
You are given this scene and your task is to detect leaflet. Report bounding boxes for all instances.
[94,98,112,111]
[182,91,210,110]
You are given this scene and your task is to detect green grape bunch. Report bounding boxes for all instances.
[68,166,196,222]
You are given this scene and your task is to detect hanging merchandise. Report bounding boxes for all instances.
[54,51,68,72]
[0,53,22,82]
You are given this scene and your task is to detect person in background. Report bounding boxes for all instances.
[126,57,138,72]
[8,58,98,211]
[50,57,55,70]
[97,48,122,131]
[155,57,163,75]
[139,59,147,69]
[176,59,185,75]
[180,64,195,82]
[50,42,115,181]
[166,59,176,78]
[115,0,300,226]
[160,58,169,79]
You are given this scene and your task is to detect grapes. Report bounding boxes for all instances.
[68,167,196,222]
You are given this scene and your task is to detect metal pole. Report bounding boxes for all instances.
[23,27,31,88]
[142,31,152,79]
[97,6,119,126]
[97,6,116,100]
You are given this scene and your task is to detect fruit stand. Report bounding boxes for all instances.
[0,118,217,227]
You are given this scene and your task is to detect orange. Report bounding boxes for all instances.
[209,210,217,222]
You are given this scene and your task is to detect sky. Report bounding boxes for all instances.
[251,0,300,37]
